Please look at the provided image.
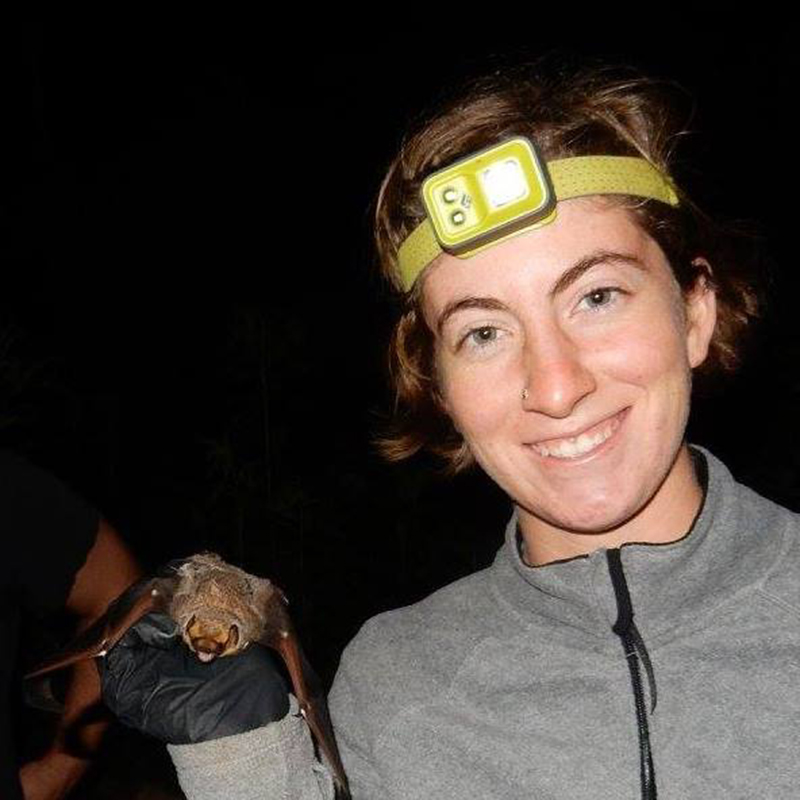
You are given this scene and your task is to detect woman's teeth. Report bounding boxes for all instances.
[532,414,622,459]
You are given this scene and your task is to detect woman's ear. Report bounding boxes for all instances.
[685,257,718,369]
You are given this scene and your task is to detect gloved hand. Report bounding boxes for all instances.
[98,613,290,744]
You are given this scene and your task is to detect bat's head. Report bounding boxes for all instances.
[182,614,244,662]
[169,552,269,662]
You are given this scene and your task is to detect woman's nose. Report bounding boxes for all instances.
[520,334,596,418]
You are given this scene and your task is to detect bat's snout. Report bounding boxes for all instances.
[185,616,240,662]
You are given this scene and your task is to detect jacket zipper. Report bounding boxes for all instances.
[606,548,658,800]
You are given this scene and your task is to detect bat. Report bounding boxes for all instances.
[26,552,351,799]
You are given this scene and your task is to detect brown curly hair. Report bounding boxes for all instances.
[374,63,761,472]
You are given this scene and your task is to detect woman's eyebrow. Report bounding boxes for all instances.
[549,250,646,298]
[436,297,509,335]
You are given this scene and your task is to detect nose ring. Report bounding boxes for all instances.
[521,388,529,401]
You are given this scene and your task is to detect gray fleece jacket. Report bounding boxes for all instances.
[169,448,800,798]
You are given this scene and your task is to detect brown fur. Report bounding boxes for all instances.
[169,553,275,657]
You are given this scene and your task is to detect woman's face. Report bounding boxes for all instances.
[422,199,717,562]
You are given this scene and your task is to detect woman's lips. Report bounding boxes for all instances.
[528,408,629,460]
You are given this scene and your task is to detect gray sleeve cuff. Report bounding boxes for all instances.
[167,697,335,800]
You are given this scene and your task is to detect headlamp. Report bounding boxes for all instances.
[397,137,679,291]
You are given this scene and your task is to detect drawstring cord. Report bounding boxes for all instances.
[606,549,658,800]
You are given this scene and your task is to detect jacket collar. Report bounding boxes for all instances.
[491,446,787,643]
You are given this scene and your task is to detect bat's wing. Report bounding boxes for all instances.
[258,587,351,800]
[26,574,178,680]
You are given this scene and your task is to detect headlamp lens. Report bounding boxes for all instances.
[480,158,528,208]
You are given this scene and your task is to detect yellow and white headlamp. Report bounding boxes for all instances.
[397,137,679,291]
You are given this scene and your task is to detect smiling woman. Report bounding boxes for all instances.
[98,63,800,800]
[326,64,800,800]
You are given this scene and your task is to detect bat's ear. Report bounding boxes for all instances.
[227,624,240,651]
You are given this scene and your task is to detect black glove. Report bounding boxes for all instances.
[98,613,290,744]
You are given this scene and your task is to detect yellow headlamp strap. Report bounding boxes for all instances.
[397,154,679,291]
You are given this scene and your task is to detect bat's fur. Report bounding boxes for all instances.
[170,553,276,659]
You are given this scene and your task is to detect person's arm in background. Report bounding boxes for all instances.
[19,519,141,800]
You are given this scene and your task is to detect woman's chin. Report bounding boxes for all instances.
[520,495,640,538]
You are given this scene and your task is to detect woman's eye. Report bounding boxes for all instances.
[579,287,621,312]
[463,326,500,349]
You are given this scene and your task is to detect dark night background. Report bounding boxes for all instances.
[3,26,799,798]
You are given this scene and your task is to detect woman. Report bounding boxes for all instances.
[105,65,797,799]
